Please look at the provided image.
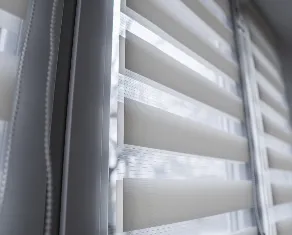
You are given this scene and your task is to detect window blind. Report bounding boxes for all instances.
[245,7,292,235]
[0,53,18,121]
[110,0,256,234]
[0,1,24,121]
[117,178,252,231]
[0,3,23,185]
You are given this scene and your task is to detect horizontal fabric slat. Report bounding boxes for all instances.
[270,170,292,185]
[124,98,248,161]
[276,218,292,235]
[198,0,231,27]
[265,134,292,156]
[268,148,292,172]
[0,52,18,121]
[234,227,257,235]
[123,34,243,119]
[121,10,238,81]
[117,178,253,232]
[180,0,233,43]
[214,0,231,19]
[260,101,289,130]
[126,0,238,79]
[252,43,284,93]
[257,71,288,116]
[121,71,244,136]
[262,116,292,144]
[272,184,292,205]
[248,20,281,72]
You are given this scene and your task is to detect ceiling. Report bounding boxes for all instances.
[253,0,292,46]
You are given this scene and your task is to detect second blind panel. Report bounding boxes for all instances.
[110,1,256,235]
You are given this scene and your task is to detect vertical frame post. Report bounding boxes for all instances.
[229,1,276,235]
[59,0,113,234]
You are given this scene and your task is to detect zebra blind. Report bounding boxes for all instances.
[245,6,292,235]
[0,2,23,190]
[109,1,256,234]
[0,0,24,121]
[0,53,18,121]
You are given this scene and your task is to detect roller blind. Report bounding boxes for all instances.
[0,0,24,121]
[0,53,18,121]
[245,6,292,235]
[117,179,252,231]
[0,5,22,121]
[109,0,256,234]
[0,0,24,212]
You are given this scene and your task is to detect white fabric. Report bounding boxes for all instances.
[260,101,289,130]
[252,43,284,93]
[234,228,257,235]
[272,184,292,205]
[126,0,238,79]
[0,52,18,121]
[117,178,252,232]
[116,1,255,233]
[124,99,248,161]
[268,148,292,171]
[276,218,292,235]
[181,0,232,43]
[257,72,288,117]
[124,35,243,119]
[214,0,230,18]
[248,18,281,72]
[262,115,292,144]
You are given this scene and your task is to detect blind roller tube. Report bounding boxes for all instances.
[117,178,253,232]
